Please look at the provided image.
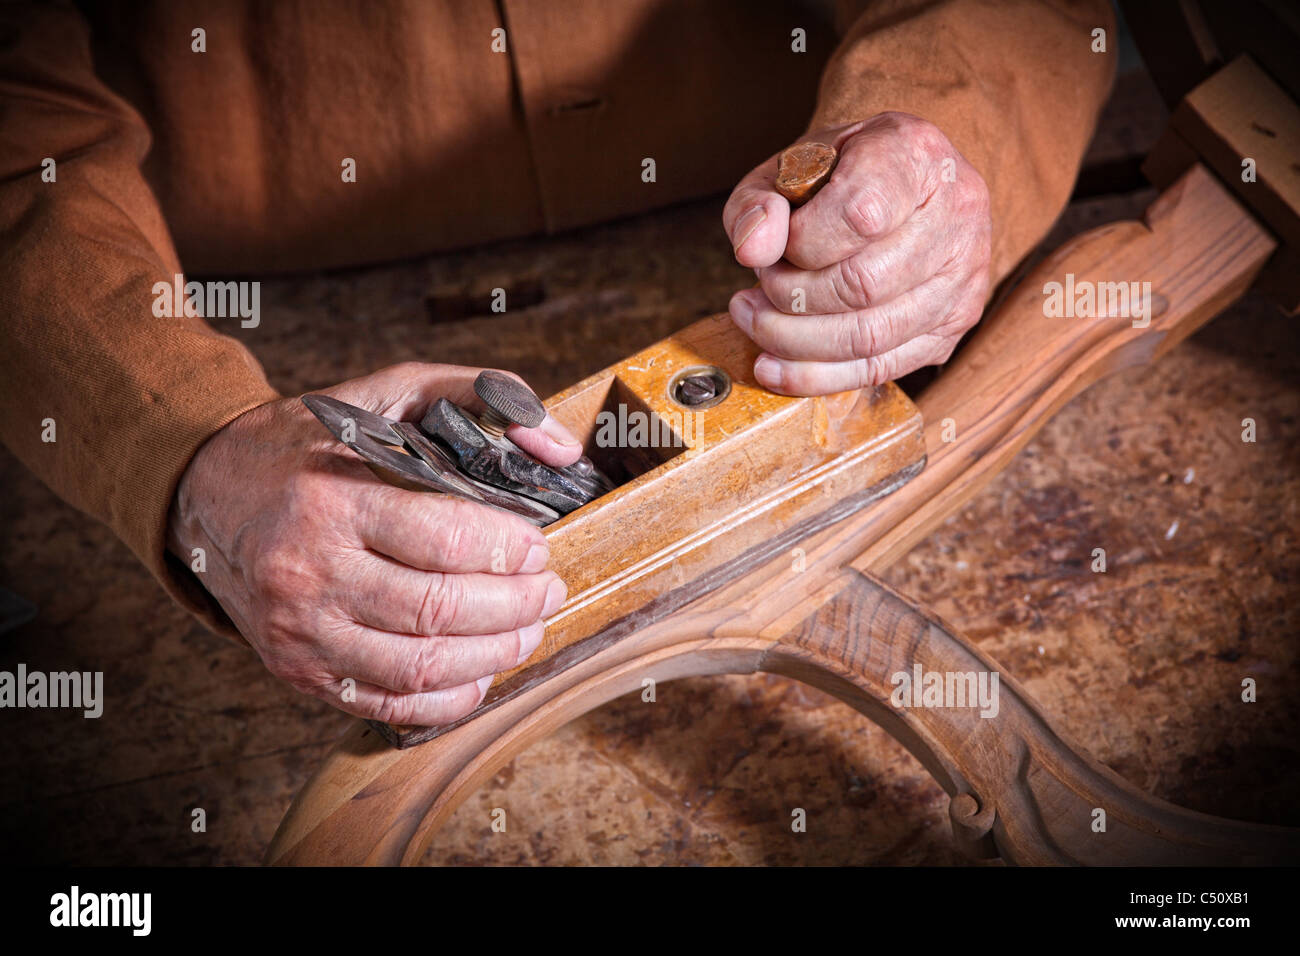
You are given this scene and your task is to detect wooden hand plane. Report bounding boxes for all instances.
[310,143,924,749]
[371,316,927,748]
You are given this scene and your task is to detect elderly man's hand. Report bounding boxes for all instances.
[723,112,991,394]
[167,363,581,726]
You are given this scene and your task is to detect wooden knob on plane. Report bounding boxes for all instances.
[775,142,838,206]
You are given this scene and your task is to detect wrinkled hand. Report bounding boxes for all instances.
[723,112,992,394]
[168,362,583,725]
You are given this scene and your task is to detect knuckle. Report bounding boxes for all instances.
[860,355,894,387]
[252,549,286,595]
[827,265,856,311]
[913,119,948,157]
[871,110,910,137]
[514,574,546,629]
[253,546,308,602]
[369,689,411,726]
[388,360,424,379]
[503,578,538,627]
[405,640,452,692]
[850,312,885,359]
[888,111,944,154]
[436,506,477,567]
[842,187,886,240]
[260,603,303,645]
[413,572,456,635]
[837,256,877,308]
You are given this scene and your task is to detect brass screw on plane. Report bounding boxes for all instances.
[474,370,546,437]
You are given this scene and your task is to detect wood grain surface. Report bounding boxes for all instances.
[1143,54,1300,311]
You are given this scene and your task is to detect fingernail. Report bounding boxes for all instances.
[730,292,754,334]
[542,576,568,617]
[514,621,545,666]
[732,205,766,251]
[754,354,783,389]
[476,675,493,697]
[540,414,581,447]
[521,541,549,573]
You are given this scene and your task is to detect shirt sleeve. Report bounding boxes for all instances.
[0,2,280,637]
[810,0,1117,286]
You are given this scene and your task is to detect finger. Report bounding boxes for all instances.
[342,556,566,636]
[730,276,957,362]
[507,414,584,468]
[722,121,866,268]
[339,363,583,467]
[356,487,549,574]
[336,362,560,437]
[752,333,957,395]
[785,117,939,271]
[327,620,545,694]
[320,673,494,726]
[722,154,791,268]
[756,212,950,314]
[334,361,486,420]
[399,365,583,466]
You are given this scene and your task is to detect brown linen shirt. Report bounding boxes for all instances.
[0,0,1115,637]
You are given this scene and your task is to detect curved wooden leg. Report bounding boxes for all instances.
[768,573,1300,865]
[267,568,1299,865]
[268,624,764,865]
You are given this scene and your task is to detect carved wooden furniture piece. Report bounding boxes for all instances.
[268,53,1300,864]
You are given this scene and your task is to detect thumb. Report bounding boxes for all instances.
[506,416,583,468]
[722,153,790,269]
[336,362,583,467]
[338,361,482,419]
